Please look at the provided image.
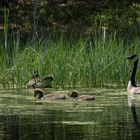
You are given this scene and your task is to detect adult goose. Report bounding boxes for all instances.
[127,54,140,106]
[27,74,53,89]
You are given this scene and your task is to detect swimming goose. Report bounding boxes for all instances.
[69,90,95,101]
[42,93,67,100]
[31,88,67,100]
[33,89,95,101]
[126,54,140,106]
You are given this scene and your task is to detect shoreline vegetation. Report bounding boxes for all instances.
[0,33,140,90]
[0,1,140,90]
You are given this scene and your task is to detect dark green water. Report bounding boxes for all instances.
[0,89,140,140]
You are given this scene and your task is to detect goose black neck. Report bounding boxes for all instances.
[130,59,138,87]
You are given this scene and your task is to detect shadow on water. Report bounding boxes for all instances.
[0,89,140,140]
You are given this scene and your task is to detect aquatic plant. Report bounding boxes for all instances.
[0,33,140,89]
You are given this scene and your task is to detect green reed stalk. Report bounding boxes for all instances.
[0,33,139,89]
[4,8,9,51]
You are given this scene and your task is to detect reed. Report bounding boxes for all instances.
[3,8,9,51]
[0,33,139,89]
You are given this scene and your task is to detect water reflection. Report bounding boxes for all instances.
[128,93,140,139]
[130,106,140,140]
[131,106,140,130]
[6,114,19,140]
[0,89,140,140]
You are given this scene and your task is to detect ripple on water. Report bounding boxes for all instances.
[0,89,138,140]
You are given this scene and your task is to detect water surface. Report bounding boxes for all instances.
[0,89,140,140]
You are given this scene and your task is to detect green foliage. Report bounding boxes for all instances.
[0,34,140,89]
[0,1,140,89]
[0,0,138,35]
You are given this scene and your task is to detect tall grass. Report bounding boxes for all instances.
[3,8,9,51]
[0,34,140,89]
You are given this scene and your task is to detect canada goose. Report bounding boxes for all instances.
[42,93,67,100]
[69,90,95,101]
[31,88,67,100]
[27,75,53,88]
[126,54,140,106]
[32,89,95,101]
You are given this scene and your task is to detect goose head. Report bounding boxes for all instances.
[34,88,44,99]
[32,71,40,78]
[126,54,138,62]
[68,90,79,98]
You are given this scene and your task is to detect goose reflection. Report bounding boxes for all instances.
[130,105,140,140]
[130,105,140,130]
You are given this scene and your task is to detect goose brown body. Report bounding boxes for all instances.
[27,76,53,88]
[70,90,95,101]
[42,93,67,100]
